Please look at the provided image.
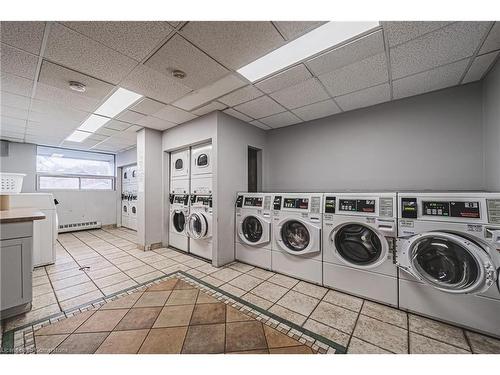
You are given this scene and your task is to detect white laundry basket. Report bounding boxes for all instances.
[0,173,26,194]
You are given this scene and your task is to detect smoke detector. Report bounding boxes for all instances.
[172,69,186,79]
[69,81,86,92]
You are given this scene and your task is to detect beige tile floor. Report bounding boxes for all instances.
[2,227,500,354]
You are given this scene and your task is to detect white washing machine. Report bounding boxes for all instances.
[323,192,398,306]
[190,143,212,195]
[272,193,323,284]
[128,195,138,231]
[187,194,213,261]
[397,192,500,338]
[170,148,190,194]
[169,194,190,252]
[121,164,138,230]
[235,192,273,270]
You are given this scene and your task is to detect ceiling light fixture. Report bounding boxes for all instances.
[66,130,91,143]
[237,21,380,82]
[78,114,110,133]
[172,69,186,79]
[69,81,86,92]
[94,88,143,118]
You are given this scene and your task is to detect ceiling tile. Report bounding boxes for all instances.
[382,21,452,47]
[136,115,176,131]
[390,22,491,79]
[0,43,38,79]
[181,21,285,69]
[121,64,191,104]
[130,98,167,115]
[30,99,90,122]
[153,105,197,124]
[273,21,325,40]
[124,125,142,132]
[173,74,246,111]
[0,92,31,110]
[335,83,391,111]
[218,85,263,107]
[306,30,385,76]
[105,119,131,131]
[62,21,173,61]
[117,110,147,124]
[0,73,34,96]
[44,23,137,84]
[223,108,253,122]
[145,34,228,90]
[1,129,25,139]
[270,78,329,109]
[191,101,227,116]
[393,59,469,100]
[38,60,115,100]
[254,64,313,94]
[292,99,341,122]
[34,82,100,113]
[479,22,500,54]
[258,111,302,128]
[463,52,499,83]
[249,119,272,130]
[1,105,29,120]
[1,115,26,127]
[94,126,120,137]
[233,96,286,119]
[318,53,388,97]
[0,21,45,54]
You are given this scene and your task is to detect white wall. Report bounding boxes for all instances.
[215,112,267,265]
[483,60,500,191]
[264,83,485,192]
[116,147,137,167]
[0,142,36,192]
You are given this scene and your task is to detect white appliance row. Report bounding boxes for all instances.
[168,143,213,261]
[235,191,500,338]
[121,164,138,231]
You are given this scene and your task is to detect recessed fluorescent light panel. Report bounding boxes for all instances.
[78,114,110,132]
[66,130,91,142]
[95,88,143,118]
[237,21,380,82]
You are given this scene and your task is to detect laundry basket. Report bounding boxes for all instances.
[0,173,26,194]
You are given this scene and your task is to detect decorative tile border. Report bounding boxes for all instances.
[1,271,346,354]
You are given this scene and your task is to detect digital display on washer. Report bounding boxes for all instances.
[401,197,418,218]
[339,199,375,213]
[423,201,450,217]
[450,201,480,219]
[244,197,263,207]
[173,195,185,204]
[324,196,336,213]
[196,196,211,206]
[283,198,309,209]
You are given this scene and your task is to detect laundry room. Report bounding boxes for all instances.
[1,0,500,371]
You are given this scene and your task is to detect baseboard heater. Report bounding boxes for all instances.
[58,221,102,233]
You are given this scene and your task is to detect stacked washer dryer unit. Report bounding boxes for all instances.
[121,165,138,230]
[235,192,273,270]
[271,193,323,284]
[397,192,500,337]
[322,192,399,306]
[169,149,190,252]
[187,143,213,260]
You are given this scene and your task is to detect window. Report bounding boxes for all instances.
[37,146,115,191]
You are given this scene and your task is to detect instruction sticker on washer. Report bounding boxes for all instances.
[399,220,414,228]
[466,224,482,232]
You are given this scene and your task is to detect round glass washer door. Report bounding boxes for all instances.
[172,211,186,233]
[406,232,495,294]
[333,223,387,268]
[240,215,265,245]
[280,220,310,252]
[188,212,208,239]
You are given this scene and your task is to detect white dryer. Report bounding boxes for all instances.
[169,194,190,252]
[190,143,212,195]
[235,192,273,270]
[170,148,190,194]
[397,192,500,338]
[323,192,398,306]
[272,193,323,284]
[187,194,213,261]
[128,194,138,231]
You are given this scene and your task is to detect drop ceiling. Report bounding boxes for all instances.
[1,21,499,153]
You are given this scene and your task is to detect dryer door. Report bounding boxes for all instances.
[398,232,497,294]
[171,210,186,233]
[277,218,319,255]
[187,212,209,239]
[191,144,212,176]
[331,223,389,269]
[238,214,270,246]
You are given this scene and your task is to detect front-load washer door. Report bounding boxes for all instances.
[331,223,389,269]
[398,232,497,295]
[238,215,270,246]
[277,218,319,255]
[187,212,209,239]
[171,210,186,234]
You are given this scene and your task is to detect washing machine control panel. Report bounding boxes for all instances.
[422,201,480,219]
[283,197,309,209]
[339,199,375,213]
[324,196,336,213]
[244,197,263,207]
[273,196,282,210]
